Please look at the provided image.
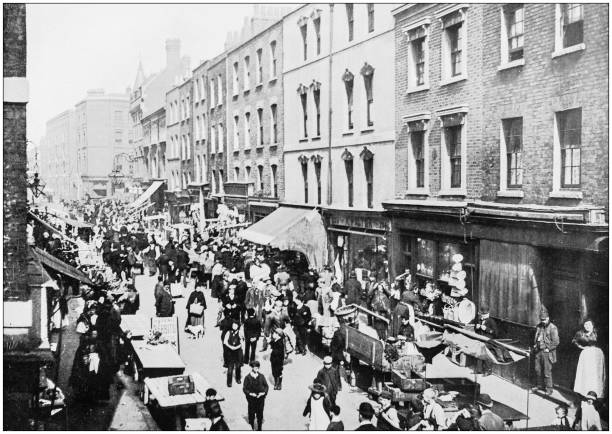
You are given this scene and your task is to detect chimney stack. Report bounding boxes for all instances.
[165,38,181,68]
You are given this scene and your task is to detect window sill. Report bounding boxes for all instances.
[361,128,374,134]
[497,58,525,71]
[552,43,586,59]
[342,130,354,136]
[269,77,278,84]
[244,148,251,153]
[497,189,524,198]
[405,188,430,196]
[166,156,180,161]
[406,85,430,95]
[440,75,467,87]
[233,150,240,155]
[255,145,264,150]
[438,188,467,197]
[299,138,309,143]
[269,143,278,150]
[243,89,250,96]
[311,136,321,142]
[255,83,263,91]
[232,93,239,100]
[549,190,583,199]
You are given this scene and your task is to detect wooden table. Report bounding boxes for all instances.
[120,314,149,339]
[131,341,186,381]
[143,373,213,430]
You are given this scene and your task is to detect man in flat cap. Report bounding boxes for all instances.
[533,306,559,395]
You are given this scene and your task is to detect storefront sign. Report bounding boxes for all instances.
[328,213,388,232]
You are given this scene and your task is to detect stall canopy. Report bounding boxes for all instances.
[28,211,78,246]
[33,247,94,286]
[128,180,164,210]
[238,207,327,269]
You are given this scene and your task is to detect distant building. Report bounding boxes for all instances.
[72,89,130,200]
[39,110,77,201]
[129,39,190,191]
[191,60,211,218]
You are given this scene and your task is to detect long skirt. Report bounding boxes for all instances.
[574,346,606,398]
[187,313,205,327]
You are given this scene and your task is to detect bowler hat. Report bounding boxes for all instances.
[586,391,598,401]
[323,356,333,365]
[476,393,493,408]
[249,360,261,368]
[358,402,375,418]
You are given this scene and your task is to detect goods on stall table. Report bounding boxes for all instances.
[167,375,195,396]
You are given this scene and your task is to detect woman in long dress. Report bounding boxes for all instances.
[573,319,606,398]
[185,286,207,329]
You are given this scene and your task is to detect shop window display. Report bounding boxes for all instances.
[349,234,388,281]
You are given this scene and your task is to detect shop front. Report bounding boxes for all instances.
[322,209,390,284]
[384,199,609,392]
[248,199,278,223]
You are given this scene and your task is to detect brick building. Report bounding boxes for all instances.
[141,107,167,181]
[4,4,60,428]
[225,8,287,221]
[165,83,182,220]
[388,3,608,391]
[205,53,228,207]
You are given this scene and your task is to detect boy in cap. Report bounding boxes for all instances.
[242,361,269,430]
[533,306,559,395]
[376,390,401,430]
[315,356,342,405]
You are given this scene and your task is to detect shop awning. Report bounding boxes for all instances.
[33,247,94,286]
[27,247,53,287]
[28,211,78,246]
[128,180,164,209]
[238,207,327,269]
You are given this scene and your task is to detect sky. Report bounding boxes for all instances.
[26,3,258,145]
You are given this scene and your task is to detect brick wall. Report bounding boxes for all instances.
[3,3,28,300]
[394,4,608,214]
[481,3,609,211]
[206,54,228,188]
[226,20,285,200]
[395,4,484,200]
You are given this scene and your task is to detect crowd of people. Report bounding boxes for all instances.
[27,196,607,431]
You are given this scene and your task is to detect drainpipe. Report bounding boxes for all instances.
[327,4,334,206]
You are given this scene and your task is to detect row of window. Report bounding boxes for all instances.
[232,40,278,96]
[298,63,374,138]
[298,150,374,208]
[232,104,279,150]
[168,134,192,160]
[232,164,279,198]
[209,74,224,109]
[404,4,585,91]
[168,97,191,125]
[298,4,375,62]
[404,108,583,194]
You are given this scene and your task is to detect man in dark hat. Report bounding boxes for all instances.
[476,393,505,430]
[533,306,559,395]
[242,360,269,431]
[355,402,377,431]
[289,297,312,355]
[243,308,261,365]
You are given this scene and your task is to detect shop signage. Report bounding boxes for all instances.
[329,213,388,232]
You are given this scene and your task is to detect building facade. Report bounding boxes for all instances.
[39,110,78,201]
[165,84,182,220]
[390,3,608,390]
[205,53,228,204]
[141,107,167,181]
[73,90,130,200]
[226,11,286,221]
[129,39,190,192]
[283,3,397,281]
[190,60,211,219]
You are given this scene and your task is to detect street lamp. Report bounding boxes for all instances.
[27,172,46,198]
